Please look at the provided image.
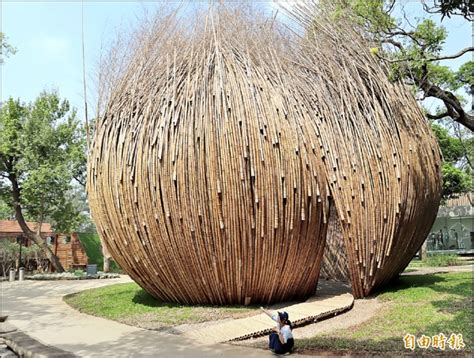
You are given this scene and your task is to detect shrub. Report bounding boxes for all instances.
[424,254,460,267]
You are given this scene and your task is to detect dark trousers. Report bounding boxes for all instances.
[269,333,294,354]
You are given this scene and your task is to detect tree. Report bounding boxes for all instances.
[0,32,16,64]
[0,241,19,277]
[0,199,14,219]
[67,183,97,233]
[332,0,474,131]
[431,123,472,199]
[422,0,474,21]
[0,92,86,272]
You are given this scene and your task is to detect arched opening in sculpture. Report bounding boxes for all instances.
[321,203,349,283]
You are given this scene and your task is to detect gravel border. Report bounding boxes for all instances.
[25,272,120,280]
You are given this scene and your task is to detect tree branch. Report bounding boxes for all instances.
[374,54,407,64]
[73,175,86,187]
[386,0,396,15]
[401,6,417,30]
[426,112,450,120]
[419,79,474,131]
[452,122,473,170]
[388,27,424,47]
[427,47,474,62]
[381,38,403,50]
[376,47,473,64]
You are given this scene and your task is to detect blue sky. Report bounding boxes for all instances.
[1,1,472,120]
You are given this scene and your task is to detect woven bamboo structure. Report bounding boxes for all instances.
[282,1,442,297]
[320,205,348,282]
[87,3,442,303]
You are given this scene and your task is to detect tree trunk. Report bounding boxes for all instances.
[103,257,110,273]
[418,76,474,132]
[20,230,65,273]
[9,172,65,273]
[419,240,428,261]
[101,237,112,273]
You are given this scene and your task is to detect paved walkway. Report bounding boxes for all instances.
[0,277,334,357]
[1,277,276,357]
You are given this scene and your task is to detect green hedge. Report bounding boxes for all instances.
[78,233,104,268]
[78,233,121,272]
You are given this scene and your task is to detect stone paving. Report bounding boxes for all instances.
[0,322,75,357]
[0,276,319,357]
[3,265,467,356]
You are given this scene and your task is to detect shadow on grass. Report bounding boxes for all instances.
[298,273,473,354]
[132,287,299,311]
[376,274,472,336]
[370,273,473,301]
[430,296,473,343]
[370,274,446,298]
[132,289,182,309]
[408,274,471,299]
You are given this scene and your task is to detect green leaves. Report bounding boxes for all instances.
[329,1,473,131]
[412,19,447,53]
[426,64,457,91]
[327,0,474,194]
[431,124,464,162]
[20,165,69,218]
[384,18,448,83]
[0,32,17,64]
[0,91,87,232]
[0,98,24,158]
[440,162,471,199]
[0,199,14,219]
[431,123,472,199]
[455,61,474,94]
[427,0,474,21]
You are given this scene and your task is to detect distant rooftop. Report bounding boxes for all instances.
[444,193,473,207]
[0,220,53,237]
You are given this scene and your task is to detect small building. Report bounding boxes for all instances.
[426,193,474,254]
[0,220,88,271]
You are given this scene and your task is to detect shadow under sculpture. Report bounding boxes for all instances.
[87,4,441,304]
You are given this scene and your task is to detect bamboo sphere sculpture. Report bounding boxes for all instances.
[283,1,442,297]
[88,9,331,305]
[88,4,442,303]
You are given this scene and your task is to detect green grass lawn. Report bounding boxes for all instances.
[297,272,473,355]
[64,282,259,330]
[407,254,468,269]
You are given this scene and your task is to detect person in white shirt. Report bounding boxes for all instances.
[261,307,294,354]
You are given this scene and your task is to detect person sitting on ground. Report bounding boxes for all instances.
[260,307,294,354]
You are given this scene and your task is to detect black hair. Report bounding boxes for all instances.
[281,318,292,330]
[278,311,292,330]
